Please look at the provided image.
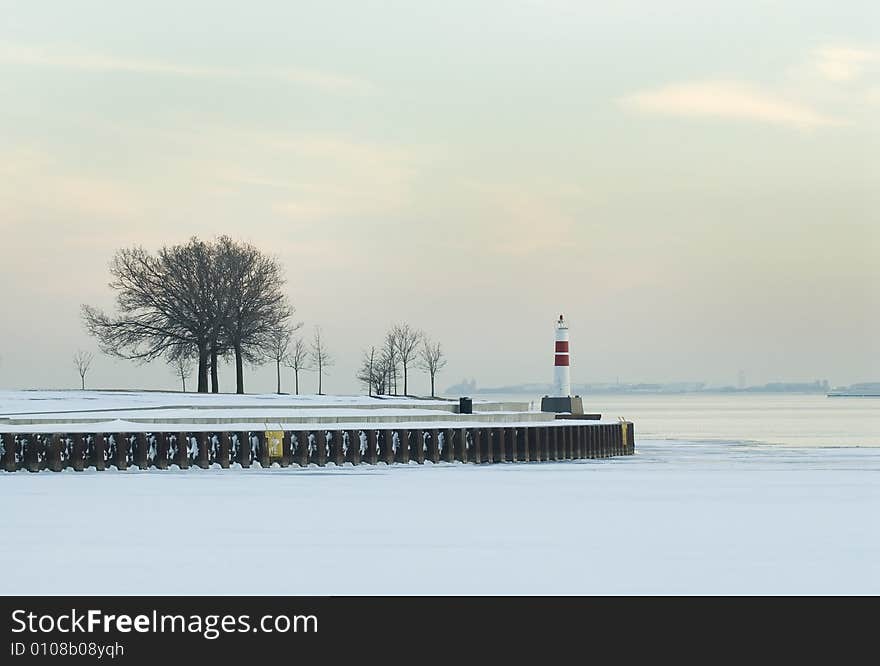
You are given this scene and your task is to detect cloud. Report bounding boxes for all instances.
[0,42,372,93]
[0,148,137,222]
[270,181,408,221]
[620,81,840,130]
[814,46,880,82]
[458,181,583,257]
[208,132,422,221]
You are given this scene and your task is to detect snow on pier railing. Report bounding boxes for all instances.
[1,421,634,472]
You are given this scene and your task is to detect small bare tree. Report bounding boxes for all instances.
[284,337,311,395]
[374,350,392,395]
[357,345,392,396]
[310,327,334,395]
[356,346,376,396]
[73,350,93,390]
[381,332,399,395]
[170,354,195,392]
[391,323,423,396]
[263,322,303,394]
[419,338,447,398]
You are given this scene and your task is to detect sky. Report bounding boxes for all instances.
[0,0,877,394]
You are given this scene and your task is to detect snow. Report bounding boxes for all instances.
[3,439,879,595]
[0,390,545,432]
[3,392,876,594]
[0,390,513,416]
[0,416,605,434]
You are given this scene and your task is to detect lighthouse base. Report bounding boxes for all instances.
[541,396,584,415]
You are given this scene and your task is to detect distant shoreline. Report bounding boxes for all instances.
[451,389,839,397]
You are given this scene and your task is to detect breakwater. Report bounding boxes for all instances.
[1,421,634,472]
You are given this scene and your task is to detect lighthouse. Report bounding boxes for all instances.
[541,314,585,415]
[553,314,571,397]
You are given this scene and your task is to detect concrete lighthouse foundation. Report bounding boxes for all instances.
[541,395,584,414]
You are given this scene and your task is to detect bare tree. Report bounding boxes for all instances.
[373,349,392,395]
[82,239,222,393]
[390,323,423,396]
[83,237,293,394]
[358,345,392,396]
[284,336,311,395]
[263,322,303,394]
[359,345,396,396]
[419,338,447,398]
[356,347,375,396]
[170,353,195,392]
[73,350,93,390]
[381,332,399,395]
[310,326,334,395]
[214,236,291,394]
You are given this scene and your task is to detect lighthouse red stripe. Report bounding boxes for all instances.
[555,341,569,352]
[554,354,569,366]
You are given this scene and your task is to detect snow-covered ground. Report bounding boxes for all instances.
[0,390,449,415]
[0,390,544,431]
[3,439,878,595]
[0,389,556,437]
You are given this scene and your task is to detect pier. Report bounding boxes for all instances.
[0,391,634,472]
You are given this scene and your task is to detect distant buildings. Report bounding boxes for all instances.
[446,379,840,395]
[718,379,829,394]
[445,378,478,394]
[828,382,880,397]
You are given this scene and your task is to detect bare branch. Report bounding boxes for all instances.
[283,336,311,395]
[262,322,303,394]
[389,323,423,396]
[73,350,93,390]
[169,354,195,392]
[418,338,447,398]
[357,345,389,396]
[310,326,335,395]
[284,337,312,372]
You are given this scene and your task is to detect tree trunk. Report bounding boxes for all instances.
[318,362,322,395]
[431,374,435,398]
[81,375,85,390]
[197,345,209,393]
[210,345,219,393]
[235,345,244,394]
[295,369,299,395]
[181,376,186,392]
[276,360,281,394]
[403,362,407,396]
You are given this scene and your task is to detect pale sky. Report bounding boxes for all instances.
[0,1,877,394]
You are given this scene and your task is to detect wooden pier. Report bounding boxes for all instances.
[0,421,634,473]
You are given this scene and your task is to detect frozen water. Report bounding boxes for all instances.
[2,439,878,595]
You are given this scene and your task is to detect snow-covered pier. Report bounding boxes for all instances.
[0,391,634,472]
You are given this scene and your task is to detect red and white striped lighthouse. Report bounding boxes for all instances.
[553,314,571,397]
